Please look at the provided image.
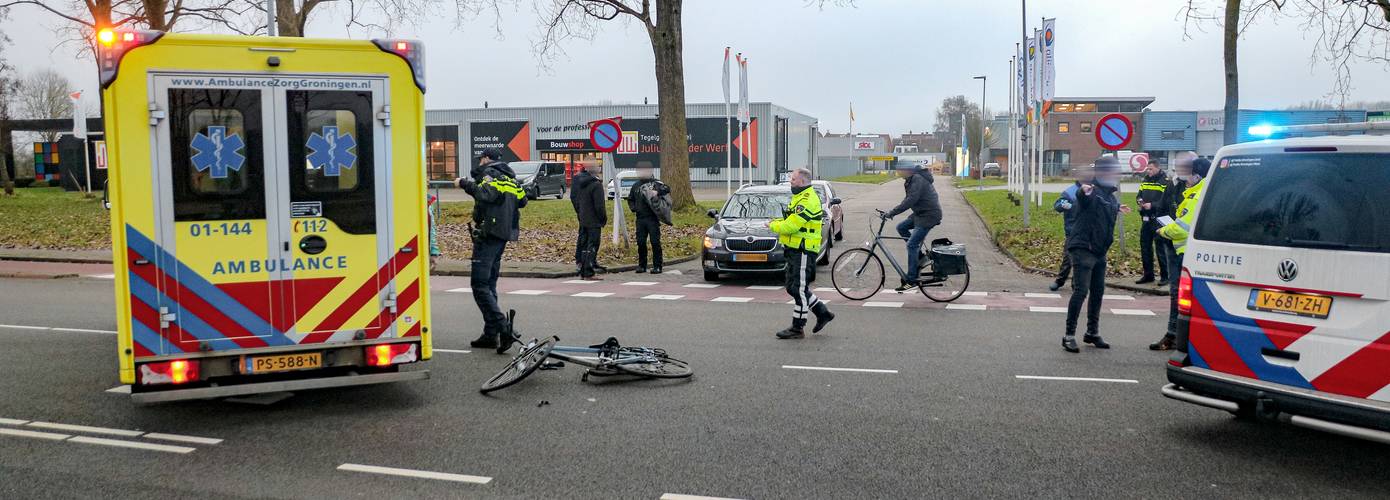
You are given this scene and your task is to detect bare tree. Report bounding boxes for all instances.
[0,9,15,195]
[1183,0,1390,145]
[15,69,76,143]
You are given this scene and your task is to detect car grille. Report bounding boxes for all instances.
[726,237,777,252]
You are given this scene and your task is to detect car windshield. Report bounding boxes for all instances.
[721,192,791,219]
[813,186,828,203]
[509,163,540,176]
[1194,153,1390,253]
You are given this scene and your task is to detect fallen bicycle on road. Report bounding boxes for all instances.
[480,311,693,394]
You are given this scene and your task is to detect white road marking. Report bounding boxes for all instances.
[622,281,658,286]
[1029,306,1068,313]
[337,463,492,484]
[0,324,50,331]
[0,428,69,441]
[52,327,117,334]
[786,300,832,305]
[105,385,132,394]
[863,302,903,308]
[67,436,196,454]
[683,283,720,288]
[1025,292,1062,299]
[571,292,614,298]
[661,494,747,500]
[710,297,754,303]
[814,287,837,292]
[745,285,783,290]
[433,349,472,354]
[782,365,898,374]
[1103,294,1135,301]
[642,294,685,300]
[1014,375,1139,384]
[507,289,550,295]
[444,287,472,293]
[563,280,600,284]
[0,418,30,426]
[27,421,144,437]
[963,291,989,297]
[142,433,224,445]
[945,304,987,311]
[1111,309,1156,316]
[87,274,116,279]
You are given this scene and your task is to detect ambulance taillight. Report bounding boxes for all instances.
[366,343,419,367]
[137,359,200,386]
[372,39,426,92]
[96,29,164,88]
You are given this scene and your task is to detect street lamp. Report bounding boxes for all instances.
[973,75,986,191]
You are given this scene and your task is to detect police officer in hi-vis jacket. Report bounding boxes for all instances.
[768,168,834,339]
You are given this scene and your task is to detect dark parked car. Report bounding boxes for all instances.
[511,161,567,199]
[701,185,839,281]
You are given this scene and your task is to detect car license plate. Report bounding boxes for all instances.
[246,352,322,374]
[1247,289,1333,319]
[734,253,768,262]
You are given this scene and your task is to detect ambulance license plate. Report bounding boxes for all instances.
[246,353,322,374]
[734,253,768,262]
[1248,290,1332,319]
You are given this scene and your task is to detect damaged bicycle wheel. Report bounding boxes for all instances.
[480,336,557,394]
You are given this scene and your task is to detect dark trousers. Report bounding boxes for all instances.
[470,236,508,337]
[1166,252,1185,339]
[895,218,934,281]
[784,248,827,329]
[575,225,601,276]
[1065,248,1107,337]
[1054,247,1073,286]
[636,218,663,269]
[1139,219,1172,280]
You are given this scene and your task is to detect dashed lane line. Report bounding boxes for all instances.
[745,285,783,290]
[67,436,196,454]
[661,494,747,500]
[683,283,720,288]
[0,427,69,441]
[1024,293,1063,299]
[52,327,117,334]
[106,385,132,394]
[338,463,492,484]
[1103,294,1135,301]
[142,433,223,445]
[1111,309,1156,316]
[0,324,50,331]
[963,291,989,297]
[433,348,472,354]
[506,289,550,296]
[863,302,903,308]
[563,280,600,284]
[445,287,472,293]
[1015,375,1140,384]
[571,292,614,298]
[945,304,987,311]
[26,421,143,437]
[642,294,685,300]
[622,281,659,286]
[1029,306,1068,313]
[0,418,30,426]
[782,365,899,374]
[87,274,116,279]
[710,297,755,303]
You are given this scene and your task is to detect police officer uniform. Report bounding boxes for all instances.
[457,149,528,352]
[1137,169,1172,285]
[1153,157,1209,350]
[769,183,834,339]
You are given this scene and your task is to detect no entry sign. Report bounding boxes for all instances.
[1094,113,1134,150]
[589,118,623,153]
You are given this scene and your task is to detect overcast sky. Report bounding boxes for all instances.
[4,0,1388,134]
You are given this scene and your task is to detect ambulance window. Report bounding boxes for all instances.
[287,90,375,235]
[168,89,265,221]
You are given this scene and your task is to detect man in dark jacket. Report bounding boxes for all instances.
[1049,169,1093,291]
[1135,161,1172,285]
[1062,155,1131,353]
[884,163,943,291]
[570,164,606,278]
[627,168,670,274]
[455,148,528,353]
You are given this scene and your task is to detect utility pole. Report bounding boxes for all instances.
[266,0,278,36]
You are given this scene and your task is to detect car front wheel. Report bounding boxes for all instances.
[703,270,720,282]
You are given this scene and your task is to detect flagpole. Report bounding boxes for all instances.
[1020,0,1031,228]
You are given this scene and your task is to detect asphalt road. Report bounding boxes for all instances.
[2,181,1388,499]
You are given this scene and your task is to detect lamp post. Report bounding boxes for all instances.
[973,75,986,191]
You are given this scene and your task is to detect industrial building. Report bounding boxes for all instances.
[424,103,818,185]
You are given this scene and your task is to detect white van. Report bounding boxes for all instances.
[1163,135,1390,444]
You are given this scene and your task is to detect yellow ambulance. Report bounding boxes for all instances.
[97,29,432,403]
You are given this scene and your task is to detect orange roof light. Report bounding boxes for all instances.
[395,41,408,51]
[122,32,135,42]
[98,29,115,45]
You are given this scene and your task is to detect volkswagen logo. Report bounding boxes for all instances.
[1277,259,1298,282]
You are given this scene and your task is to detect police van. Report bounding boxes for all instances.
[98,29,432,403]
[1163,125,1390,444]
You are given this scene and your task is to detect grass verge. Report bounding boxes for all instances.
[0,187,109,250]
[952,177,1007,188]
[830,173,893,184]
[962,189,1151,277]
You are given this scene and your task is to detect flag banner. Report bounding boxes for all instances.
[71,91,87,139]
[1041,18,1056,117]
[722,47,731,104]
[1025,36,1037,124]
[1016,43,1025,128]
[738,56,750,123]
[1031,28,1042,122]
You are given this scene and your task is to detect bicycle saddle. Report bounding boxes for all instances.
[588,337,621,349]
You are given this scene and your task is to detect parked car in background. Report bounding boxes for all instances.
[510,161,567,200]
[607,170,638,199]
[779,179,844,242]
[982,162,1001,177]
[702,185,837,281]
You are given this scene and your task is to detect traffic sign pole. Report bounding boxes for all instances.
[590,118,627,249]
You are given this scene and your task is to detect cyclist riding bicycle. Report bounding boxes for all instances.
[883,162,943,291]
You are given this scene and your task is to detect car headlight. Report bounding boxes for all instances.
[703,236,722,249]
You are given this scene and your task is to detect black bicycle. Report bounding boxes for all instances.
[480,311,694,394]
[830,210,971,302]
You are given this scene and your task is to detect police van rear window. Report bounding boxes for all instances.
[1194,153,1390,253]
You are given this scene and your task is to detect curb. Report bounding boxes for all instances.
[428,254,700,279]
[958,190,1168,297]
[0,254,113,264]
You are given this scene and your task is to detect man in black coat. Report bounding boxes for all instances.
[1135,161,1172,285]
[455,148,528,353]
[883,163,943,290]
[570,164,606,278]
[627,168,670,274]
[1062,155,1131,353]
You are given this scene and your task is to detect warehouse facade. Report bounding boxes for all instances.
[425,103,818,185]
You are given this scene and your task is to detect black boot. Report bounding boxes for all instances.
[777,319,807,339]
[635,267,647,274]
[495,322,518,354]
[1149,335,1175,351]
[811,303,835,333]
[651,266,663,274]
[470,333,498,349]
[1062,336,1079,353]
[1083,334,1111,349]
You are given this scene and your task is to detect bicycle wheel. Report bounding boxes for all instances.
[480,336,557,394]
[831,248,884,301]
[613,350,693,379]
[920,262,971,303]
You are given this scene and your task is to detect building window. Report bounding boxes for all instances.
[1160,130,1186,140]
[1079,121,1093,133]
[1057,122,1070,134]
